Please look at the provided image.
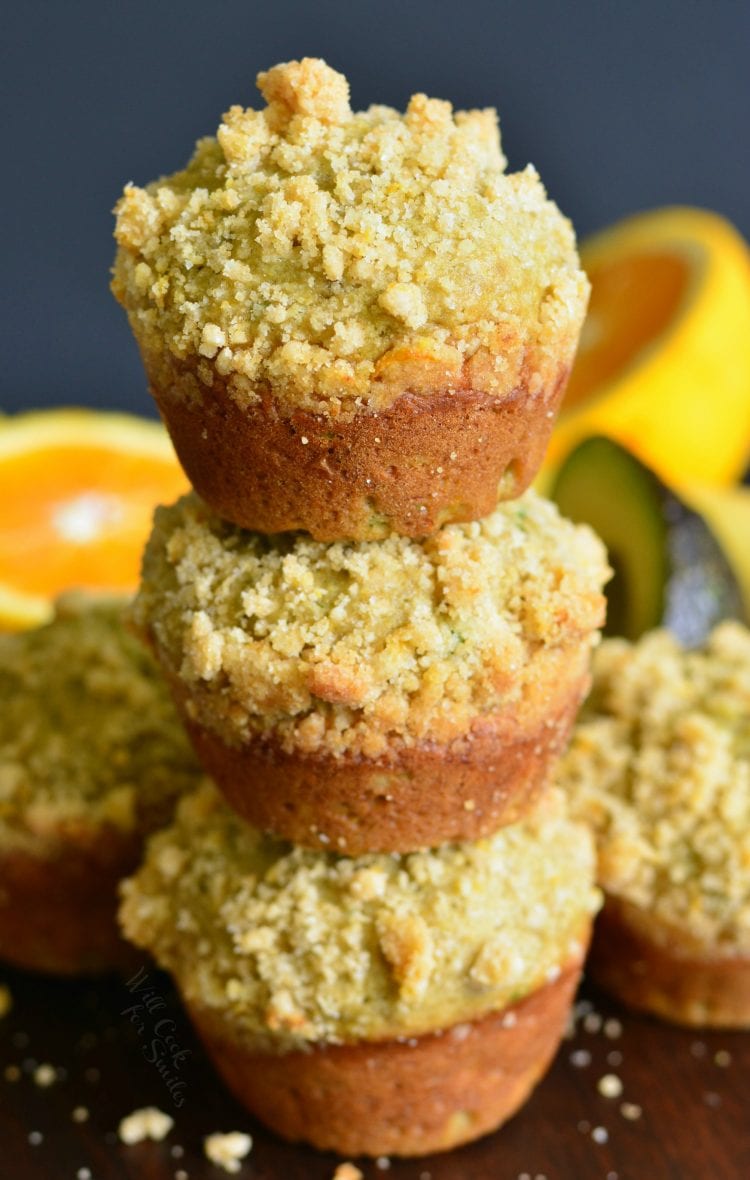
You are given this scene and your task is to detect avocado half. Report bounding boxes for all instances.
[551,436,746,645]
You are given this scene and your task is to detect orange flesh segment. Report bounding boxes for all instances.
[564,251,691,410]
[0,445,188,597]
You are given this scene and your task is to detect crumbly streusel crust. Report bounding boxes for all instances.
[0,594,202,857]
[560,623,750,954]
[119,784,598,1050]
[134,490,609,760]
[112,58,588,414]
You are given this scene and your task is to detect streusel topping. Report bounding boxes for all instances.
[113,58,588,413]
[120,784,598,1048]
[134,490,609,757]
[0,594,202,854]
[560,623,750,951]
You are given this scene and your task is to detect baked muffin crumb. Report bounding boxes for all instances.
[118,1106,174,1144]
[204,1131,253,1173]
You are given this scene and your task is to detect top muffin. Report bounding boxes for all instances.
[113,58,587,415]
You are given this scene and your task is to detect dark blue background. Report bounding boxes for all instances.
[2,0,748,416]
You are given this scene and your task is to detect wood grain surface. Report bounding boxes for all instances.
[1,961,748,1180]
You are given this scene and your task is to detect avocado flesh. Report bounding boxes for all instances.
[551,436,745,644]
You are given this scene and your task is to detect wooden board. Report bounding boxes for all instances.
[1,962,748,1180]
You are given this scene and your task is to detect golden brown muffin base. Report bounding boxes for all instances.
[178,662,589,854]
[588,896,750,1029]
[187,958,583,1157]
[0,828,142,977]
[147,349,571,540]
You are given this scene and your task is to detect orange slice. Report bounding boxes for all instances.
[546,207,750,486]
[0,409,189,629]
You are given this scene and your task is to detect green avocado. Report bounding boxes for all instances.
[551,436,746,644]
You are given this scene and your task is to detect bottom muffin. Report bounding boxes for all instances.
[0,594,203,975]
[560,623,750,1028]
[120,783,599,1156]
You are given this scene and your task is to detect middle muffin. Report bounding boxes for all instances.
[136,488,609,853]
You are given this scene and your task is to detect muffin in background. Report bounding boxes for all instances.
[134,489,609,853]
[120,782,599,1156]
[560,622,750,1028]
[112,57,589,541]
[0,594,204,975]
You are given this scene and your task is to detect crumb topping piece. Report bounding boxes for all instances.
[204,1131,253,1173]
[0,594,203,852]
[333,1165,364,1180]
[113,58,588,412]
[118,1106,174,1144]
[135,490,608,758]
[120,783,598,1050]
[561,623,750,951]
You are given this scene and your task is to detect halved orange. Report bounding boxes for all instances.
[545,207,750,487]
[0,409,189,629]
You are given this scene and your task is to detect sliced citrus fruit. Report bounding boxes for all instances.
[546,207,750,486]
[0,409,189,629]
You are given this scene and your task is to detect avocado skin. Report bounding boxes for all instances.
[551,436,746,645]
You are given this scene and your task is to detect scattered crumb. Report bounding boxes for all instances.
[204,1131,253,1173]
[598,1073,623,1099]
[332,1166,363,1180]
[583,1013,603,1034]
[621,1102,642,1121]
[570,1048,591,1068]
[603,1018,623,1039]
[77,1169,92,1180]
[176,1172,189,1180]
[607,1050,623,1068]
[690,1041,707,1058]
[72,1107,90,1124]
[33,1063,57,1088]
[714,1049,732,1067]
[577,1120,591,1133]
[0,984,12,1017]
[4,1065,21,1082]
[703,1091,722,1108]
[28,1131,43,1146]
[119,1107,174,1144]
[171,1144,185,1158]
[375,1159,391,1171]
[591,1125,609,1144]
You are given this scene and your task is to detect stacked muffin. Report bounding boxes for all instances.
[114,59,609,1157]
